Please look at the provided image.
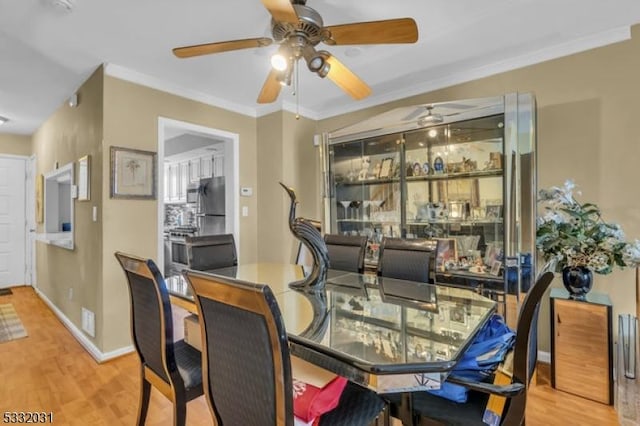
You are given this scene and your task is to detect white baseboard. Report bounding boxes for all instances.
[538,350,551,364]
[35,288,134,363]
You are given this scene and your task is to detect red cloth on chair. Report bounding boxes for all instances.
[292,376,348,423]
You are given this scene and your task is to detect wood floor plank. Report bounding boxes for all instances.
[0,286,620,425]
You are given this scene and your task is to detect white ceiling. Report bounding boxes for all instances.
[2,0,640,135]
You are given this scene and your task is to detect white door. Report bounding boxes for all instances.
[25,156,36,286]
[0,157,26,287]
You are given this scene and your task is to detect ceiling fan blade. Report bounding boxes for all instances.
[173,37,272,58]
[324,18,418,45]
[402,107,428,122]
[325,55,371,100]
[257,69,282,104]
[260,0,299,24]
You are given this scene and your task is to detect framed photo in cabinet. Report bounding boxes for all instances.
[437,179,480,207]
[435,238,457,271]
[490,260,502,276]
[485,204,503,220]
[378,157,394,179]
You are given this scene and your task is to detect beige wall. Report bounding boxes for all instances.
[101,76,259,352]
[0,133,31,156]
[32,66,104,348]
[256,111,318,263]
[318,26,640,351]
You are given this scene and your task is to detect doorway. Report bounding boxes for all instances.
[157,118,240,271]
[0,155,27,288]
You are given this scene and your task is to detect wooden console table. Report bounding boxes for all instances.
[550,288,613,405]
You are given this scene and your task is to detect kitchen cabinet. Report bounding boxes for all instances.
[164,154,224,203]
[321,93,536,304]
[189,158,200,183]
[178,161,189,201]
[200,155,212,178]
[164,163,180,203]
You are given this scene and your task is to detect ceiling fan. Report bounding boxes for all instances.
[402,102,479,126]
[172,0,418,104]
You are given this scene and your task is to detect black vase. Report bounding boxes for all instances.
[561,266,593,300]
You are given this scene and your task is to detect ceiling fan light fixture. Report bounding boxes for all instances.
[309,50,331,77]
[271,52,289,71]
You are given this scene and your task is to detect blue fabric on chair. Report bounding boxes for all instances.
[428,314,515,403]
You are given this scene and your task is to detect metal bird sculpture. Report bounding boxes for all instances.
[295,289,330,341]
[279,182,329,289]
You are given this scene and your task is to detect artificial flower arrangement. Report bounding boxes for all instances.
[536,180,640,274]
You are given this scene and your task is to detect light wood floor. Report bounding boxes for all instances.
[0,286,621,425]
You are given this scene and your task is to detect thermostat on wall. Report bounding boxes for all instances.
[240,187,253,196]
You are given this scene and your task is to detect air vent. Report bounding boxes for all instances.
[82,307,95,337]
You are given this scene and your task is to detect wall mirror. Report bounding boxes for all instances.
[78,155,90,201]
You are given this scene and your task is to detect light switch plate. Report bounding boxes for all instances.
[242,206,249,217]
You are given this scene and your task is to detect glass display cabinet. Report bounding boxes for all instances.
[320,94,537,308]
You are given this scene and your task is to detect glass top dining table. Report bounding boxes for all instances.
[166,263,496,393]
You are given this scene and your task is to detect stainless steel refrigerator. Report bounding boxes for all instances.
[196,176,226,235]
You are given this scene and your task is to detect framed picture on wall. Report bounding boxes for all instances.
[110,146,157,199]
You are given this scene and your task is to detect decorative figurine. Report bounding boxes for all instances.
[433,156,445,174]
[280,182,329,289]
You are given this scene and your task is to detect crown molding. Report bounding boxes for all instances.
[105,26,631,124]
[315,26,632,120]
[104,63,257,118]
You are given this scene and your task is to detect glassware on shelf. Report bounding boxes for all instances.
[350,200,362,220]
[339,200,352,220]
[362,200,372,220]
[372,199,384,217]
[346,160,357,182]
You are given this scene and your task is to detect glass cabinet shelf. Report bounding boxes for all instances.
[405,169,503,182]
[337,177,401,186]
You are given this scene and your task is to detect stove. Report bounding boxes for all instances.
[168,226,198,238]
[167,226,199,276]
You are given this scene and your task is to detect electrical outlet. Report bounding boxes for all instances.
[81,307,95,337]
[68,287,73,300]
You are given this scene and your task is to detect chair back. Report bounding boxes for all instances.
[185,234,237,271]
[114,252,177,386]
[502,271,554,425]
[324,234,368,273]
[377,238,436,283]
[184,270,293,426]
